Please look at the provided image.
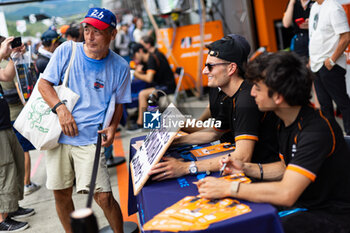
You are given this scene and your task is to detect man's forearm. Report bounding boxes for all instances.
[134,70,154,83]
[38,78,61,108]
[108,103,123,131]
[331,32,350,62]
[173,128,221,146]
[243,161,286,181]
[196,156,223,172]
[282,0,295,28]
[181,124,206,134]
[0,60,16,82]
[172,155,224,177]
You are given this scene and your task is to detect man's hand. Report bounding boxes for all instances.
[56,104,78,137]
[0,37,14,60]
[98,126,115,147]
[299,18,309,29]
[220,157,244,175]
[196,177,231,199]
[0,37,25,60]
[148,157,188,181]
[324,57,334,70]
[135,64,143,73]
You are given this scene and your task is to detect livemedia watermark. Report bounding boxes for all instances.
[143,110,221,130]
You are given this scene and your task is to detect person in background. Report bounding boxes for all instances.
[128,43,176,131]
[282,0,314,59]
[197,51,350,233]
[59,25,70,39]
[0,36,35,233]
[128,16,138,42]
[33,41,41,56]
[283,0,321,110]
[38,7,131,233]
[128,16,137,42]
[36,29,65,73]
[140,35,169,62]
[133,18,147,43]
[115,22,131,62]
[139,35,157,53]
[24,40,32,53]
[0,37,41,196]
[66,23,84,42]
[309,0,350,135]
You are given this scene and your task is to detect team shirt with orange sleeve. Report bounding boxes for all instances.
[209,87,235,143]
[215,80,279,163]
[279,105,350,213]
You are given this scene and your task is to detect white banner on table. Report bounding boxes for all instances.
[130,103,185,195]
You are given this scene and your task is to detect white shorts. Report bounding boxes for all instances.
[45,144,111,193]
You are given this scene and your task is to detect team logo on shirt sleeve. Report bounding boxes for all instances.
[291,144,297,157]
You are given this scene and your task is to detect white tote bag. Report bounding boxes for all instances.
[14,42,80,150]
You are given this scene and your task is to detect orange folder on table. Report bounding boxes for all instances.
[190,143,235,160]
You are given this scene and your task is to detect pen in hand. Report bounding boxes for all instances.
[219,153,231,176]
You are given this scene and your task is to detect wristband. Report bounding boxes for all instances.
[258,163,263,180]
[52,101,65,114]
[230,181,240,195]
[329,57,335,67]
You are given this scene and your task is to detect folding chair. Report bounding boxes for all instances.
[173,67,185,105]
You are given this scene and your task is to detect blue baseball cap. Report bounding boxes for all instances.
[41,29,65,43]
[81,8,116,30]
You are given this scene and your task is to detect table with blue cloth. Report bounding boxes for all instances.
[128,136,284,233]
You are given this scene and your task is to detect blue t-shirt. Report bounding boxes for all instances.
[43,41,131,146]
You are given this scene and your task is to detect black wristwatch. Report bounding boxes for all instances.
[189,161,198,175]
[51,101,65,114]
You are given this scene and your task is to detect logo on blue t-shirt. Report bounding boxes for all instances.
[94,79,104,90]
[143,110,161,129]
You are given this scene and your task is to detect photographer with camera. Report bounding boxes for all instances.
[0,36,35,232]
[1,35,42,197]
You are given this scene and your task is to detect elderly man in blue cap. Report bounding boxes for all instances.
[148,34,279,181]
[38,8,131,233]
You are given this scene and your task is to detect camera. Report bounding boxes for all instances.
[10,37,22,49]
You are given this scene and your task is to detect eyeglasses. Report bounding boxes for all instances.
[205,62,231,72]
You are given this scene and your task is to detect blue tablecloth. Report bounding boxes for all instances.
[128,136,284,233]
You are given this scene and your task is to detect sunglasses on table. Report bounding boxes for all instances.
[205,62,231,72]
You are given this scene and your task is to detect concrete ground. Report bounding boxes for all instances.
[17,95,208,233]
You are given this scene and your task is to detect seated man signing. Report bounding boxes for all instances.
[149,35,279,180]
[196,52,350,233]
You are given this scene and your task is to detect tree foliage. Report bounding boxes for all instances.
[7,20,53,37]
